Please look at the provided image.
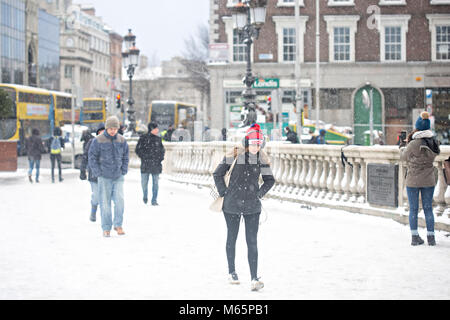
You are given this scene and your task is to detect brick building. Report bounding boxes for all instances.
[208,0,450,145]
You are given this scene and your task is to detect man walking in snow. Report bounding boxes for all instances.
[88,116,129,238]
[136,121,165,205]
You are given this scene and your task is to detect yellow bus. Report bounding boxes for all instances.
[0,84,54,154]
[148,101,197,134]
[81,98,107,130]
[50,91,78,127]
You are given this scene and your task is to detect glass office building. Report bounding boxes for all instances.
[38,9,60,90]
[0,0,26,84]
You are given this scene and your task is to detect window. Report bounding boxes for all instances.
[226,0,239,7]
[64,65,73,78]
[277,0,304,6]
[426,14,450,62]
[379,0,406,5]
[430,0,450,4]
[377,15,410,62]
[333,27,350,61]
[324,15,360,62]
[328,0,355,6]
[436,26,450,60]
[385,27,402,60]
[233,29,247,62]
[273,16,308,63]
[283,28,296,61]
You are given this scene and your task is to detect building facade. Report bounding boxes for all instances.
[120,56,204,128]
[0,0,27,85]
[209,0,450,145]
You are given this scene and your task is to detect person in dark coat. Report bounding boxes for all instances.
[400,111,440,246]
[49,127,65,183]
[285,126,299,144]
[213,123,275,292]
[162,124,174,142]
[25,128,46,183]
[81,130,94,152]
[136,121,165,206]
[222,128,228,141]
[88,116,129,238]
[80,124,105,222]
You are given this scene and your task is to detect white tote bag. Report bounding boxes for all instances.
[209,158,237,212]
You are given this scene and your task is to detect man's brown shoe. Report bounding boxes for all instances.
[103,231,111,238]
[114,227,125,236]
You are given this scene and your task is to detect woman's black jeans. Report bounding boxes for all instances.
[223,212,260,280]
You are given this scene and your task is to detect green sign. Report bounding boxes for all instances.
[253,78,279,89]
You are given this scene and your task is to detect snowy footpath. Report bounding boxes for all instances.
[0,169,450,300]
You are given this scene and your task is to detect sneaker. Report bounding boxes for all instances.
[151,202,159,206]
[103,231,111,238]
[59,177,64,182]
[427,235,436,246]
[251,278,264,292]
[228,272,240,285]
[411,235,425,246]
[114,227,125,236]
[89,212,96,222]
[28,175,33,183]
[143,198,148,204]
[35,177,39,183]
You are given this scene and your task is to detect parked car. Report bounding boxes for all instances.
[61,125,89,169]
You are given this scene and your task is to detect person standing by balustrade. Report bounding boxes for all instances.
[400,111,440,246]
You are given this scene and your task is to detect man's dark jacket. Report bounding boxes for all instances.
[135,133,165,174]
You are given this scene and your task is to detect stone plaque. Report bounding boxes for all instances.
[367,164,399,208]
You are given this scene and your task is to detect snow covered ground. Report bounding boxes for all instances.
[0,168,450,300]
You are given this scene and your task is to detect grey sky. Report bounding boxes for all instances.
[75,0,210,63]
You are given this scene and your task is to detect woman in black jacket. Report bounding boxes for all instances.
[25,128,46,183]
[213,124,275,292]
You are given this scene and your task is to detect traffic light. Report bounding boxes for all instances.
[116,94,121,109]
[267,96,272,112]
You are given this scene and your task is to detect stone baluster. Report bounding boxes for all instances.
[349,159,360,203]
[274,154,286,195]
[319,158,329,199]
[292,154,302,196]
[305,157,315,197]
[326,157,336,200]
[312,157,323,198]
[357,160,366,203]
[340,158,352,202]
[444,185,450,218]
[333,158,344,201]
[286,153,297,194]
[268,152,279,197]
[434,161,447,216]
[281,153,291,195]
[299,156,310,196]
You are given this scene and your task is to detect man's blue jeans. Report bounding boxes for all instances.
[28,159,40,179]
[407,186,435,236]
[90,181,99,213]
[141,173,159,204]
[98,176,125,232]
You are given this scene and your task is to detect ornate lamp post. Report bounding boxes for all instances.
[122,29,140,135]
[232,0,267,127]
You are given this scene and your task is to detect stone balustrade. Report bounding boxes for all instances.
[127,141,450,232]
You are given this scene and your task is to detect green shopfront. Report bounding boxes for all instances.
[224,78,312,137]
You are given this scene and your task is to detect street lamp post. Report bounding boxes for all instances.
[122,29,140,135]
[232,0,267,127]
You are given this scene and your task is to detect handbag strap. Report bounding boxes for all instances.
[224,157,238,187]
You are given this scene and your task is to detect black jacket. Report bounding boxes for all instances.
[286,131,299,144]
[25,134,46,160]
[213,152,275,215]
[136,133,165,174]
[80,138,97,182]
